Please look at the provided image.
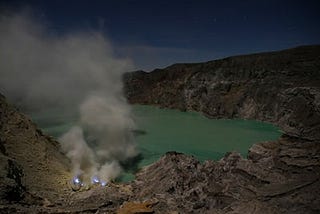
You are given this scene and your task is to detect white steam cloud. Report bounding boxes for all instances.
[0,11,137,183]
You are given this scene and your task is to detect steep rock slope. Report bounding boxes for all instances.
[0,93,71,207]
[124,45,320,141]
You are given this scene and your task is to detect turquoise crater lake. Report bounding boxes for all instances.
[131,105,281,164]
[31,105,281,180]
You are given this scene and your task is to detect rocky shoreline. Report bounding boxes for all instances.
[1,45,320,213]
[124,45,320,141]
[123,45,320,213]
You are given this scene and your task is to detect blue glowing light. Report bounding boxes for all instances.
[100,180,107,186]
[73,177,81,184]
[92,176,100,184]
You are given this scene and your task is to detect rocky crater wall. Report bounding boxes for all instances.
[124,45,320,141]
[1,45,320,213]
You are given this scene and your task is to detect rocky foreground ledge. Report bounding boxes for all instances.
[1,45,320,213]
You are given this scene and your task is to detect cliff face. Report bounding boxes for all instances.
[0,93,71,206]
[121,45,320,213]
[124,45,320,141]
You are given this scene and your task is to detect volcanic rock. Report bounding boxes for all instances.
[123,45,320,213]
[133,138,320,213]
[124,45,320,141]
[1,45,320,213]
[0,93,71,210]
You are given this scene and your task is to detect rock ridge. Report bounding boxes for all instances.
[124,45,320,141]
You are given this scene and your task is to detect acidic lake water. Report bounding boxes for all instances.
[31,105,281,181]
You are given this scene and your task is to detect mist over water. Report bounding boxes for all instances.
[0,12,137,183]
[28,105,281,182]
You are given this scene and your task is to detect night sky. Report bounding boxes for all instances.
[1,0,320,70]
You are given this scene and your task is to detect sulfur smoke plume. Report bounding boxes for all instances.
[0,11,137,184]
